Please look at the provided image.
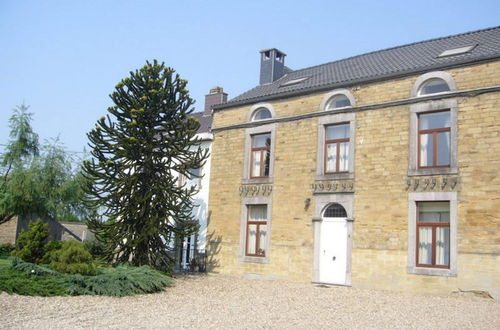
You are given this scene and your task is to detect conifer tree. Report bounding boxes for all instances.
[83,60,208,270]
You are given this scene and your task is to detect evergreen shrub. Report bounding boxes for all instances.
[49,240,96,275]
[12,219,48,263]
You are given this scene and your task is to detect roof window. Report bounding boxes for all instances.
[279,77,309,87]
[438,44,476,58]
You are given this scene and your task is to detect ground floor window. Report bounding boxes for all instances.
[416,201,450,268]
[246,205,268,257]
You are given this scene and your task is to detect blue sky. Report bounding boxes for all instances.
[1,0,499,155]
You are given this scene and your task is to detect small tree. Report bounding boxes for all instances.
[12,219,49,263]
[83,60,208,270]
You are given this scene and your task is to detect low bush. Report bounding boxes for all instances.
[0,268,67,296]
[11,257,60,276]
[12,219,49,263]
[66,265,172,297]
[49,241,96,275]
[0,243,14,257]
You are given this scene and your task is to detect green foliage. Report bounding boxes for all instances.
[12,219,48,263]
[65,265,172,297]
[0,268,67,296]
[11,256,59,276]
[0,105,90,224]
[84,60,208,270]
[39,240,63,264]
[0,243,14,256]
[84,240,109,262]
[48,240,96,275]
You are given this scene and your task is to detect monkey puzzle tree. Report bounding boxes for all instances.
[83,60,208,270]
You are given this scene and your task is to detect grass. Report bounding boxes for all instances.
[0,257,12,269]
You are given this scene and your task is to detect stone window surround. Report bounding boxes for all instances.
[319,88,356,111]
[316,112,356,180]
[312,193,354,285]
[239,196,273,264]
[246,102,276,123]
[243,123,276,184]
[411,71,457,97]
[407,191,457,277]
[408,98,458,176]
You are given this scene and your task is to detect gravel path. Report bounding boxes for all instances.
[1,274,499,329]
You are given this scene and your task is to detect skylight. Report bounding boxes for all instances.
[438,44,477,58]
[279,77,309,87]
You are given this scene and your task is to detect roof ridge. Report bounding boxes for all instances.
[286,25,500,76]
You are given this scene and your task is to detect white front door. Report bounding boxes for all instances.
[319,217,348,285]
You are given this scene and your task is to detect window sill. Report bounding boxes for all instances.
[241,256,269,264]
[407,167,458,176]
[407,266,456,277]
[315,172,354,181]
[242,177,273,185]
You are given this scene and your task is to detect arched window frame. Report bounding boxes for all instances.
[319,89,356,111]
[247,103,276,122]
[411,71,456,97]
[322,203,348,218]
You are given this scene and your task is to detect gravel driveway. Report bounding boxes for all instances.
[1,274,499,329]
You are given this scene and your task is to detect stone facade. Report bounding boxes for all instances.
[0,217,18,245]
[207,58,500,298]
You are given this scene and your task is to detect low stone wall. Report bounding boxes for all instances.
[0,216,18,245]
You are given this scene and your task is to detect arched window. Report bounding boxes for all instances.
[323,203,347,218]
[252,108,272,121]
[411,71,456,97]
[319,89,355,112]
[418,78,450,96]
[326,94,351,110]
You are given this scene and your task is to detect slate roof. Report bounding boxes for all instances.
[192,112,212,134]
[217,26,500,109]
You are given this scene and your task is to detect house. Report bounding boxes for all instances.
[206,26,500,298]
[177,87,227,270]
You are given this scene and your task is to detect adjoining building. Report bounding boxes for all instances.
[176,87,227,270]
[206,26,500,298]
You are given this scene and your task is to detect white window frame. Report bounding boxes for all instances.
[316,112,355,180]
[243,123,276,184]
[407,192,457,276]
[246,103,276,122]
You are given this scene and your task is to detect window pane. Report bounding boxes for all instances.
[258,224,267,256]
[249,205,267,221]
[418,202,450,223]
[324,203,347,217]
[327,95,351,109]
[264,150,270,176]
[420,79,450,95]
[339,142,349,171]
[253,108,272,121]
[419,112,451,130]
[418,227,432,265]
[247,224,257,255]
[437,132,450,166]
[326,124,349,140]
[252,151,261,177]
[326,143,337,172]
[436,227,450,266]
[419,133,433,167]
[253,134,271,147]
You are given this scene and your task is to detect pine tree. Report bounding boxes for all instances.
[83,60,208,270]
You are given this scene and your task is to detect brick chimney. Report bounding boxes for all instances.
[259,48,287,85]
[204,86,227,116]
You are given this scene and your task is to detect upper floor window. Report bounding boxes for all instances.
[326,95,351,109]
[411,71,456,97]
[418,111,450,168]
[251,108,272,121]
[250,133,271,178]
[319,89,355,112]
[418,78,450,95]
[325,123,350,173]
